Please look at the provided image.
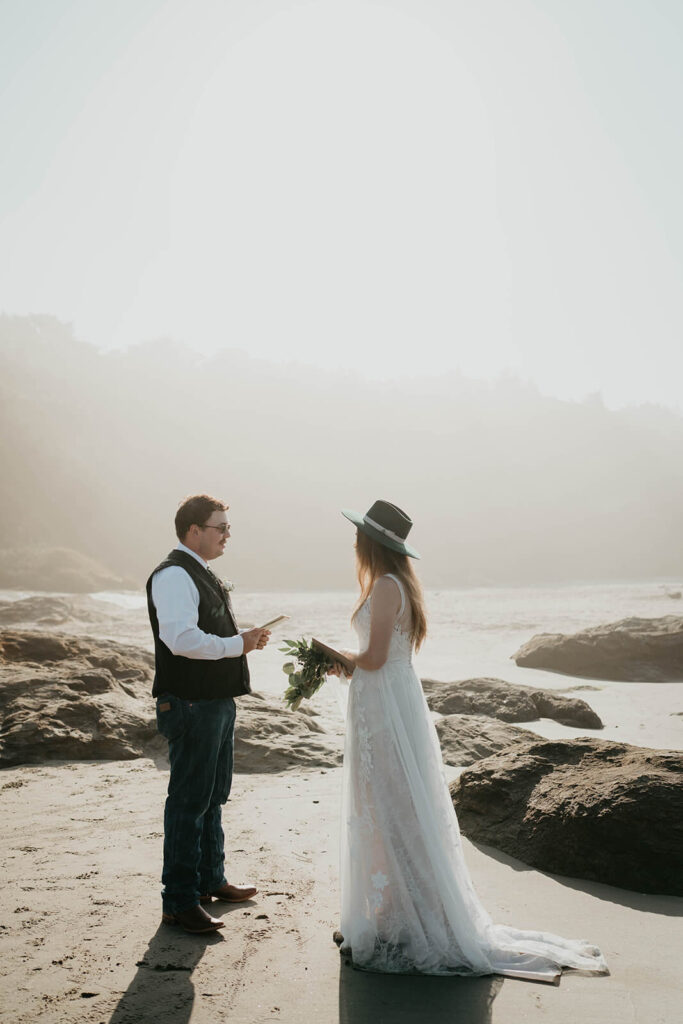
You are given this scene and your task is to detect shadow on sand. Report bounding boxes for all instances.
[471,839,683,916]
[108,921,224,1024]
[339,962,504,1024]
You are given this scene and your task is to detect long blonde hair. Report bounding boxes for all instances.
[352,529,427,650]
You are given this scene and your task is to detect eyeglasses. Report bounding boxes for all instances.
[200,523,231,535]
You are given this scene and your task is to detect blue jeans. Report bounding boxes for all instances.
[155,693,236,914]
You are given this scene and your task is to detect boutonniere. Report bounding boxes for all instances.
[221,578,235,593]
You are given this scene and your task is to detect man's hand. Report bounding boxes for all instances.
[241,627,271,654]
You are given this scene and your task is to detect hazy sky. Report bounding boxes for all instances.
[1,0,682,409]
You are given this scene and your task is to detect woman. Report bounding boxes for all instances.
[332,499,608,981]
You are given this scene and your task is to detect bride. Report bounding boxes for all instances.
[331,499,608,982]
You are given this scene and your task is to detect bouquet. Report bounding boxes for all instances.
[280,637,335,711]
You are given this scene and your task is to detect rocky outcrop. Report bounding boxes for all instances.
[435,714,537,767]
[512,616,683,681]
[450,737,683,896]
[235,694,341,772]
[0,628,153,685]
[0,630,341,770]
[0,631,159,764]
[422,677,603,729]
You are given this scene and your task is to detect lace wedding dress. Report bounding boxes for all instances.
[339,574,608,981]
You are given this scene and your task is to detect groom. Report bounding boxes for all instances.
[146,493,271,934]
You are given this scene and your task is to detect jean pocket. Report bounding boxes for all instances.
[156,694,185,741]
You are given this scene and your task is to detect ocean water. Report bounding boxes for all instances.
[3,582,682,751]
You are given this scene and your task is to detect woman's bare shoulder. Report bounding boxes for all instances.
[371,575,402,609]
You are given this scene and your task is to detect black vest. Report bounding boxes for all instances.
[146,549,251,699]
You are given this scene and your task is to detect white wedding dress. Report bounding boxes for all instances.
[339,574,609,981]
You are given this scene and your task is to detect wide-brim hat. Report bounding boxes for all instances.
[341,499,421,559]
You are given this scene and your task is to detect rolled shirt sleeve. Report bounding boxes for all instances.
[151,565,244,659]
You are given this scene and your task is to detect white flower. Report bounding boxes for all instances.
[371,871,389,891]
[369,891,383,911]
[221,578,235,592]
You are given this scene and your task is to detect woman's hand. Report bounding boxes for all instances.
[340,650,357,677]
[327,650,356,678]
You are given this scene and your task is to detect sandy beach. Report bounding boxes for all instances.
[1,585,682,1023]
[1,758,681,1024]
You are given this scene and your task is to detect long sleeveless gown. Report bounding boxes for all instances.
[339,574,609,981]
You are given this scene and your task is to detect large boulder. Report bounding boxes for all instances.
[0,630,341,770]
[512,616,683,681]
[422,677,602,729]
[450,737,683,896]
[435,714,537,767]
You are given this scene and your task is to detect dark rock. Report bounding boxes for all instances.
[512,616,683,681]
[0,630,341,770]
[422,677,602,729]
[450,737,683,895]
[435,714,537,767]
[529,689,601,727]
[66,669,117,695]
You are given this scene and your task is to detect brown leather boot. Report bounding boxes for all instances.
[162,904,225,933]
[200,882,258,904]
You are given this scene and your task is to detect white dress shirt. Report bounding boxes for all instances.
[151,542,244,659]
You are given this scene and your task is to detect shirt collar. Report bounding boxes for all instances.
[176,541,209,570]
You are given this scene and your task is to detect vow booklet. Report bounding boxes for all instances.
[312,638,355,674]
[259,615,290,630]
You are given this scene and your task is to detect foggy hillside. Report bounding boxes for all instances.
[1,313,682,590]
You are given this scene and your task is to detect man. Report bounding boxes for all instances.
[146,494,270,934]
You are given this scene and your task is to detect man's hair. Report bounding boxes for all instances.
[175,494,229,541]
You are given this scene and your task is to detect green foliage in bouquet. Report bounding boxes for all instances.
[280,637,334,711]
